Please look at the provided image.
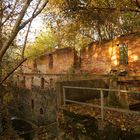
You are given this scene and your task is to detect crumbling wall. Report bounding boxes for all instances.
[81,33,140,75]
[29,47,76,75]
[9,86,56,126]
[19,33,140,77]
[80,42,113,74]
[52,48,76,74]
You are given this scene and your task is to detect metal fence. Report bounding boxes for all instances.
[62,86,140,121]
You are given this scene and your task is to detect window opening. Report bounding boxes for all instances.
[40,108,44,115]
[31,99,34,109]
[41,77,45,89]
[49,54,53,69]
[118,43,128,65]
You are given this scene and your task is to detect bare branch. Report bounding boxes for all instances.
[0,0,3,50]
[1,0,18,26]
[22,0,42,58]
[0,0,32,62]
[0,0,48,63]
[20,0,48,30]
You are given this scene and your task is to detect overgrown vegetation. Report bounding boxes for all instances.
[0,0,140,139]
[43,0,140,50]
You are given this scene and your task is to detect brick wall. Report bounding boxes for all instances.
[80,41,112,74]
[12,34,140,139]
[17,33,140,89]
[52,47,75,74]
[122,34,140,75]
[81,33,140,75]
[30,47,76,74]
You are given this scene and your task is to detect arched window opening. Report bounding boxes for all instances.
[49,54,53,69]
[31,99,34,109]
[40,108,44,115]
[41,77,45,89]
[50,78,53,85]
[17,75,19,81]
[118,43,128,65]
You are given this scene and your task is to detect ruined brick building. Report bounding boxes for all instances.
[21,33,140,76]
[10,33,140,139]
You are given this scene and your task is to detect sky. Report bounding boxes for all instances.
[17,16,43,45]
[29,17,43,41]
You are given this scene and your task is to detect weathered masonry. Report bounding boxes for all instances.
[14,33,140,91]
[11,33,140,139]
[81,33,140,75]
[13,33,140,122]
[20,33,140,77]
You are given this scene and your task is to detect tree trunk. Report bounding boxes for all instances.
[0,0,3,80]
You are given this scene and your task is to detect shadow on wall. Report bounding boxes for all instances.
[57,79,109,103]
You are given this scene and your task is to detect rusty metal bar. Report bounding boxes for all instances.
[100,90,104,121]
[103,106,140,115]
[65,99,140,115]
[65,99,101,108]
[63,86,140,116]
[63,86,140,94]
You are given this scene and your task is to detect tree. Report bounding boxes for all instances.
[0,1,49,136]
[0,0,48,83]
[43,0,140,49]
[0,0,48,62]
[25,30,57,58]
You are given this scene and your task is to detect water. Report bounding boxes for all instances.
[11,117,37,140]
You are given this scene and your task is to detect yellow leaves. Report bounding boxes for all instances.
[120,124,127,131]
[65,102,140,132]
[48,0,65,8]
